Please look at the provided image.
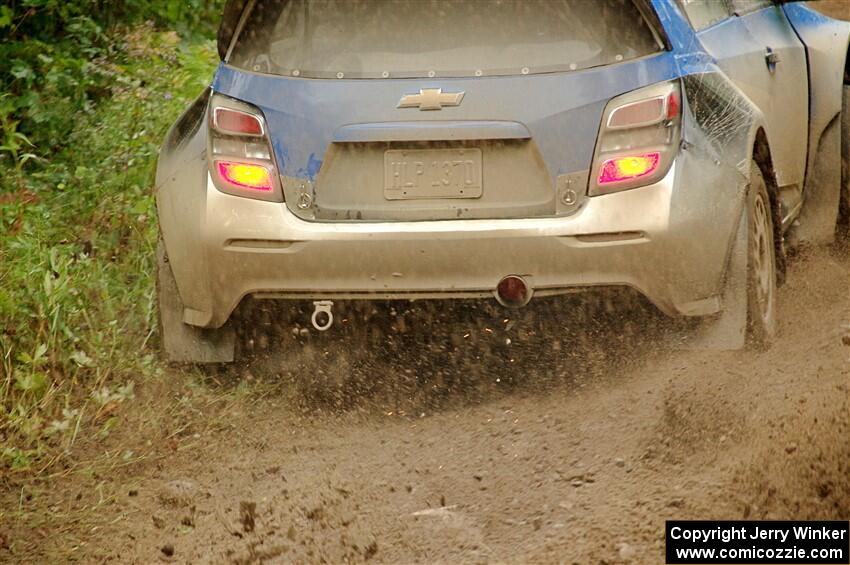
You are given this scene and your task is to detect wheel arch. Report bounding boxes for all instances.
[843,37,850,85]
[751,127,786,284]
[838,46,850,233]
[155,88,216,327]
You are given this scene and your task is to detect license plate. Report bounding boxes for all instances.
[384,148,482,200]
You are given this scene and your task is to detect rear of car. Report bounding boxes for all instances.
[155,0,748,360]
[215,0,671,219]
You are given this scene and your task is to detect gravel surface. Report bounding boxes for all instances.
[81,247,849,564]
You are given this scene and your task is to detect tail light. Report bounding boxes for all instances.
[216,161,274,192]
[213,107,264,137]
[589,81,681,196]
[208,93,283,202]
[598,152,661,184]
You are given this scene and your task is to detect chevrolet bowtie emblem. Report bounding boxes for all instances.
[397,88,465,111]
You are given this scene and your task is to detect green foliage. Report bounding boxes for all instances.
[0,0,223,166]
[0,25,218,471]
[0,101,37,187]
[2,0,224,39]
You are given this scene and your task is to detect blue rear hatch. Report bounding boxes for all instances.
[212,0,679,221]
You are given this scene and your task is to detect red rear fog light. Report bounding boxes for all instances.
[496,275,531,307]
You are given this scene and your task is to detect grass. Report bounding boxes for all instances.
[0,25,218,474]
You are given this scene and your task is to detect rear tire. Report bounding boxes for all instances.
[746,164,778,347]
[836,84,850,243]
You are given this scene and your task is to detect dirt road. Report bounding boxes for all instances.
[40,244,838,564]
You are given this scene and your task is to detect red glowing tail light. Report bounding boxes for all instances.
[598,152,661,185]
[215,160,273,192]
[590,81,681,196]
[208,93,283,202]
[213,107,263,136]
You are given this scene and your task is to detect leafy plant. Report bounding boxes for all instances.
[0,0,223,176]
[0,22,219,471]
[0,99,38,188]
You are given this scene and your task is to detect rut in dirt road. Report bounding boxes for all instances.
[92,249,847,564]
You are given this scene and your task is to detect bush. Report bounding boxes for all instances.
[0,13,220,471]
[0,0,223,165]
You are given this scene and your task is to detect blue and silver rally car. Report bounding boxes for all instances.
[155,0,850,362]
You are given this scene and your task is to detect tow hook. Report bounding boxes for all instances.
[311,300,334,331]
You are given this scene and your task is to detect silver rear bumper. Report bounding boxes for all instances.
[163,161,737,328]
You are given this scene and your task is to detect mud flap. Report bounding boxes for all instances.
[679,210,748,351]
[157,243,235,363]
[796,115,842,246]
